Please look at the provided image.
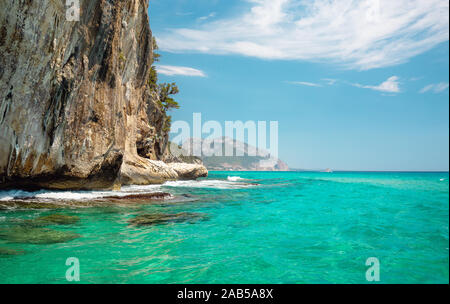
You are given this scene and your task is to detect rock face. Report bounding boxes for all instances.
[168,162,208,180]
[0,0,207,190]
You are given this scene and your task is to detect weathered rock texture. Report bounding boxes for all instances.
[0,0,206,190]
[168,162,208,180]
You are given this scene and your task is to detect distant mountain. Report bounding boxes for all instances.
[170,137,289,171]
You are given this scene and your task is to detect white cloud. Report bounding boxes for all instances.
[353,76,400,93]
[419,82,449,93]
[322,78,338,85]
[158,0,449,70]
[155,65,206,77]
[198,12,216,21]
[289,81,322,87]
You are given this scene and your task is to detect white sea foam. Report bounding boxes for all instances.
[227,176,244,181]
[0,190,103,201]
[0,178,255,202]
[34,191,114,200]
[0,190,44,201]
[0,184,164,202]
[163,179,255,189]
[120,184,163,192]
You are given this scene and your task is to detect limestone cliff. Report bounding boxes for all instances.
[0,0,207,190]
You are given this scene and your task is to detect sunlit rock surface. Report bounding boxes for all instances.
[168,163,208,180]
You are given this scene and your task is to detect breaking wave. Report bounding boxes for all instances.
[163,179,256,189]
[0,179,257,202]
[0,184,164,202]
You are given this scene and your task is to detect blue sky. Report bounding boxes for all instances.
[148,0,449,171]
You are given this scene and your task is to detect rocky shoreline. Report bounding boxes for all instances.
[0,0,207,191]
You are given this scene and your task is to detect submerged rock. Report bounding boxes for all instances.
[93,192,174,205]
[0,227,80,244]
[0,192,175,210]
[16,214,80,228]
[0,247,25,256]
[128,212,208,226]
[0,199,107,210]
[34,214,80,225]
[102,192,172,201]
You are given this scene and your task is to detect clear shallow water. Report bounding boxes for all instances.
[0,171,448,283]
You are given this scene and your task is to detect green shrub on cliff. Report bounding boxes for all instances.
[151,37,161,64]
[148,37,160,91]
[158,83,180,111]
[148,37,180,113]
[149,66,158,91]
[163,115,172,133]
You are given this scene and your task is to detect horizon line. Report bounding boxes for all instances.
[209,170,450,173]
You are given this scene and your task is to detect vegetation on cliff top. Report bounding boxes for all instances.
[149,38,179,109]
[149,37,179,133]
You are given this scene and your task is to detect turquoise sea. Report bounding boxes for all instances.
[0,171,448,283]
